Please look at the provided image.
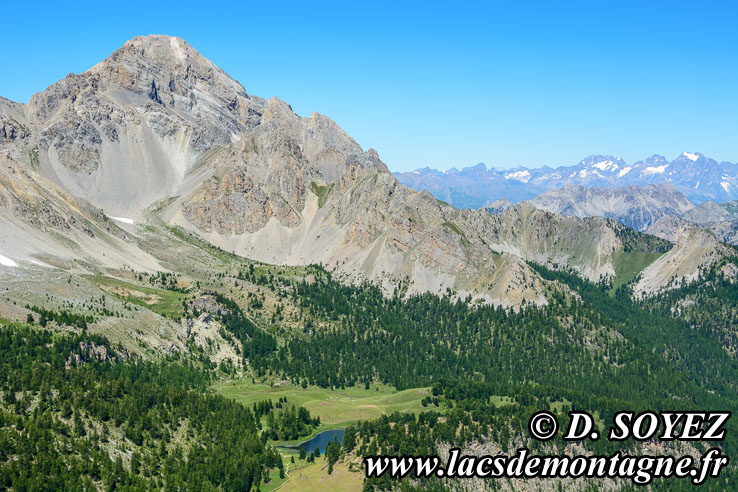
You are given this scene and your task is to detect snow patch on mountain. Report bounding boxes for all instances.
[110,216,135,225]
[505,170,531,183]
[592,160,618,171]
[0,254,18,267]
[618,166,632,177]
[643,165,668,175]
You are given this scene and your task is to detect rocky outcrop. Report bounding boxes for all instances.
[483,198,512,215]
[683,200,738,224]
[636,216,734,296]
[705,219,738,246]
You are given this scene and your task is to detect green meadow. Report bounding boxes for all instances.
[214,379,433,431]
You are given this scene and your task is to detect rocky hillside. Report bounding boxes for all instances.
[0,35,731,306]
[524,183,694,232]
[638,215,736,296]
[682,199,738,224]
[704,219,738,246]
[0,151,162,272]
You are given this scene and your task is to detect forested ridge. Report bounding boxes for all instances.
[244,264,738,417]
[0,325,316,490]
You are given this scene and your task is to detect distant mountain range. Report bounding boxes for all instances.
[394,153,738,208]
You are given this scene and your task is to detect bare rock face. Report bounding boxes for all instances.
[463,203,627,282]
[30,36,261,142]
[39,111,103,173]
[0,152,162,271]
[646,215,692,243]
[706,218,738,246]
[0,114,31,145]
[15,36,269,216]
[484,198,512,214]
[636,217,732,296]
[677,200,738,245]
[682,199,738,225]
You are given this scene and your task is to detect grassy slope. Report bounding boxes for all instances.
[259,452,362,492]
[215,379,432,431]
[86,275,189,318]
[279,458,362,492]
[610,250,662,292]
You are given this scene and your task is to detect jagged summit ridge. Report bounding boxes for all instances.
[13,35,379,220]
[87,35,259,134]
[29,35,263,159]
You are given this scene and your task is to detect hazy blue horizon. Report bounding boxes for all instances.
[2,1,736,171]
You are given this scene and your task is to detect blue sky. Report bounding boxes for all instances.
[2,1,736,171]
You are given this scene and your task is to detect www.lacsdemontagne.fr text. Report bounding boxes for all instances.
[364,447,729,485]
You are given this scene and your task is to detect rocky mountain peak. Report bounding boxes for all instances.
[93,35,247,97]
[638,154,668,165]
[483,197,512,214]
[579,155,624,170]
[679,151,704,162]
[29,34,261,134]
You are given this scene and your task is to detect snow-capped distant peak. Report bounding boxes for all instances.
[504,170,531,183]
[643,164,668,175]
[592,160,619,172]
[683,152,700,162]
